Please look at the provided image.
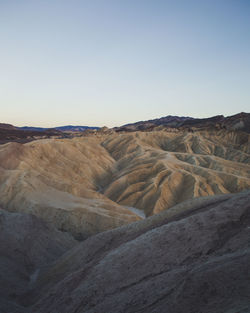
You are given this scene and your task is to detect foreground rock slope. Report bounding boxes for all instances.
[0,208,76,313]
[22,191,250,312]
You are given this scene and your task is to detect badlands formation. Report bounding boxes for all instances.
[0,122,250,312]
[0,129,250,238]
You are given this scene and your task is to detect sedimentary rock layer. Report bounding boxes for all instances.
[0,129,249,237]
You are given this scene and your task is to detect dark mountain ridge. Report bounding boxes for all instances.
[0,125,62,144]
[115,112,250,133]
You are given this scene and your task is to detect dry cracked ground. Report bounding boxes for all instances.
[0,129,250,312]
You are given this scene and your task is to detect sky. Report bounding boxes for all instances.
[0,0,249,127]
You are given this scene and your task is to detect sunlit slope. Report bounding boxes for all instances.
[0,137,141,238]
[0,129,249,236]
[103,130,250,215]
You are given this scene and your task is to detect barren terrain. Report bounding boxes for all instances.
[0,129,249,238]
[0,191,249,312]
[0,117,250,312]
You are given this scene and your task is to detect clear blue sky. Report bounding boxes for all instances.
[0,0,249,127]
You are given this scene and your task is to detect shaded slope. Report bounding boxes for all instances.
[30,191,250,313]
[0,208,76,312]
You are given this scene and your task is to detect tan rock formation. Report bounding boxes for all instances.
[0,129,249,237]
[0,138,141,238]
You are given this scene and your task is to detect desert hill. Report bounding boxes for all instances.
[0,123,18,130]
[0,191,249,312]
[31,191,250,313]
[0,128,249,238]
[0,137,142,239]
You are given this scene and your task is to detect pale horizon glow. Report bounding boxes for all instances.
[0,0,249,128]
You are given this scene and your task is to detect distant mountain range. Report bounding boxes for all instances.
[19,125,100,132]
[115,112,250,133]
[114,115,193,131]
[0,112,249,145]
[5,112,250,134]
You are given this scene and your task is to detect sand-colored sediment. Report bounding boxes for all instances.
[0,129,249,237]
